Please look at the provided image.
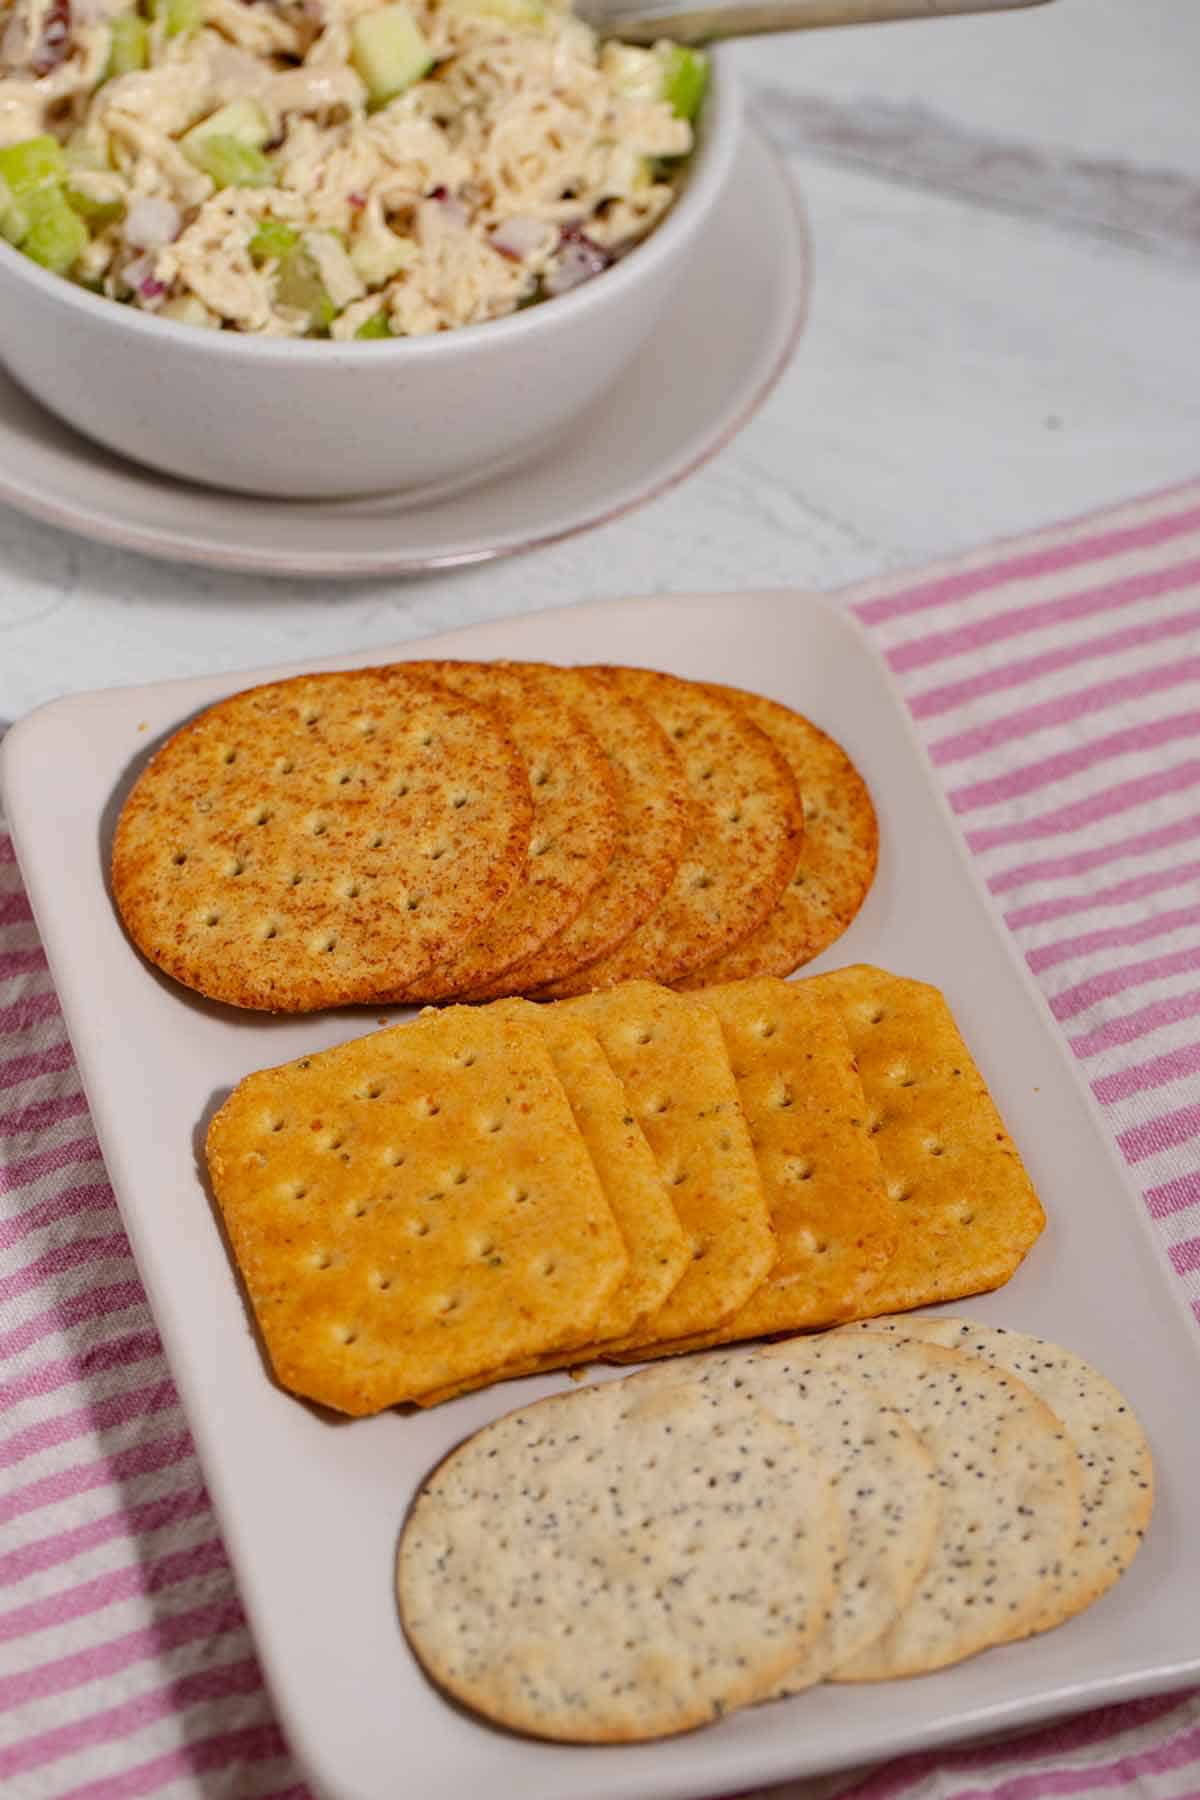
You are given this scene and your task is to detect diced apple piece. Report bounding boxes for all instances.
[349,5,433,108]
[355,310,392,338]
[105,13,148,76]
[161,294,219,327]
[249,216,300,262]
[148,0,204,36]
[275,244,336,331]
[349,227,413,287]
[657,43,707,120]
[183,135,275,189]
[0,136,67,199]
[598,42,659,103]
[21,188,89,274]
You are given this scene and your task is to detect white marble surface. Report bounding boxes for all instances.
[2,0,1199,722]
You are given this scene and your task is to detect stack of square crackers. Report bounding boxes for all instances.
[112,661,878,1009]
[206,966,1046,1415]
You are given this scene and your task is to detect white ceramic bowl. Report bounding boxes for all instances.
[0,58,741,501]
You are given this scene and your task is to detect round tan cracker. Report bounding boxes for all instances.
[540,668,804,994]
[623,1341,942,1690]
[787,1331,1081,1679]
[383,663,618,1001]
[681,688,878,987]
[850,1317,1154,1633]
[464,665,689,997]
[398,1375,841,1742]
[111,667,532,1013]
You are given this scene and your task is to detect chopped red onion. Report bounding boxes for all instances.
[31,0,71,74]
[124,195,181,250]
[348,191,366,209]
[489,215,546,261]
[544,227,610,296]
[139,277,167,301]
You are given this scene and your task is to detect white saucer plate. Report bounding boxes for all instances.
[0,128,807,577]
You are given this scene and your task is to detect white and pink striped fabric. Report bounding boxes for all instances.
[2,478,1200,1800]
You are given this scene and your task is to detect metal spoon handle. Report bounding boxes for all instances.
[597,0,1051,46]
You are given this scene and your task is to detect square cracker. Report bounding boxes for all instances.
[413,1000,690,1404]
[803,964,1046,1312]
[558,982,776,1346]
[632,977,899,1356]
[205,1006,627,1415]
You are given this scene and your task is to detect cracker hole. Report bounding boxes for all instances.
[359,1081,383,1100]
[651,1097,671,1115]
[369,833,385,850]
[472,1237,496,1260]
[357,719,375,737]
[222,749,237,766]
[633,1029,652,1046]
[341,880,360,900]
[450,791,469,809]
[691,872,713,890]
[534,1257,557,1278]
[671,724,688,739]
[671,1170,688,1187]
[172,851,188,866]
[311,933,338,955]
[276,756,295,774]
[959,1209,975,1226]
[382,1147,405,1166]
[531,837,551,857]
[371,1271,392,1292]
[313,1251,332,1270]
[303,709,320,725]
[510,1185,530,1204]
[335,1326,359,1346]
[202,909,221,927]
[480,1116,503,1134]
[288,872,304,887]
[416,1096,441,1118]
[406,896,421,912]
[285,1182,309,1200]
[690,1237,706,1261]
[787,1159,814,1182]
[252,807,271,826]
[259,921,280,942]
[426,844,449,861]
[866,1007,885,1025]
[450,1168,470,1186]
[309,817,329,838]
[726,809,742,825]
[394,782,409,799]
[867,1112,885,1136]
[434,1293,460,1314]
[455,1050,477,1068]
[699,767,714,781]
[530,763,551,787]
[335,770,353,787]
[926,1140,946,1157]
[409,1217,430,1237]
[773,1083,794,1110]
[888,1180,913,1204]
[891,1066,917,1087]
[754,1020,777,1039]
[269,1116,287,1133]
[350,1201,369,1219]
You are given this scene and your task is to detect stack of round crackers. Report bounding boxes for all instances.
[112,661,878,1011]
[397,1319,1153,1743]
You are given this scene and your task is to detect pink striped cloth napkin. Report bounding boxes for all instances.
[2,478,1199,1800]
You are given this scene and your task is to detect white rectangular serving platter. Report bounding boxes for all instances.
[3,589,1198,1800]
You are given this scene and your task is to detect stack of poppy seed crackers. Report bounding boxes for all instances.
[111,660,877,1008]
[396,1320,1152,1741]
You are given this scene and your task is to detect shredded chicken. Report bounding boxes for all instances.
[0,0,698,335]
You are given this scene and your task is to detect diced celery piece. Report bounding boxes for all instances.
[21,188,89,274]
[65,183,124,227]
[249,216,299,262]
[355,311,391,339]
[349,5,433,108]
[657,43,707,121]
[0,194,30,246]
[105,13,148,76]
[148,0,203,36]
[275,245,336,332]
[183,98,271,152]
[0,136,66,199]
[443,0,544,20]
[64,129,111,171]
[183,134,275,189]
